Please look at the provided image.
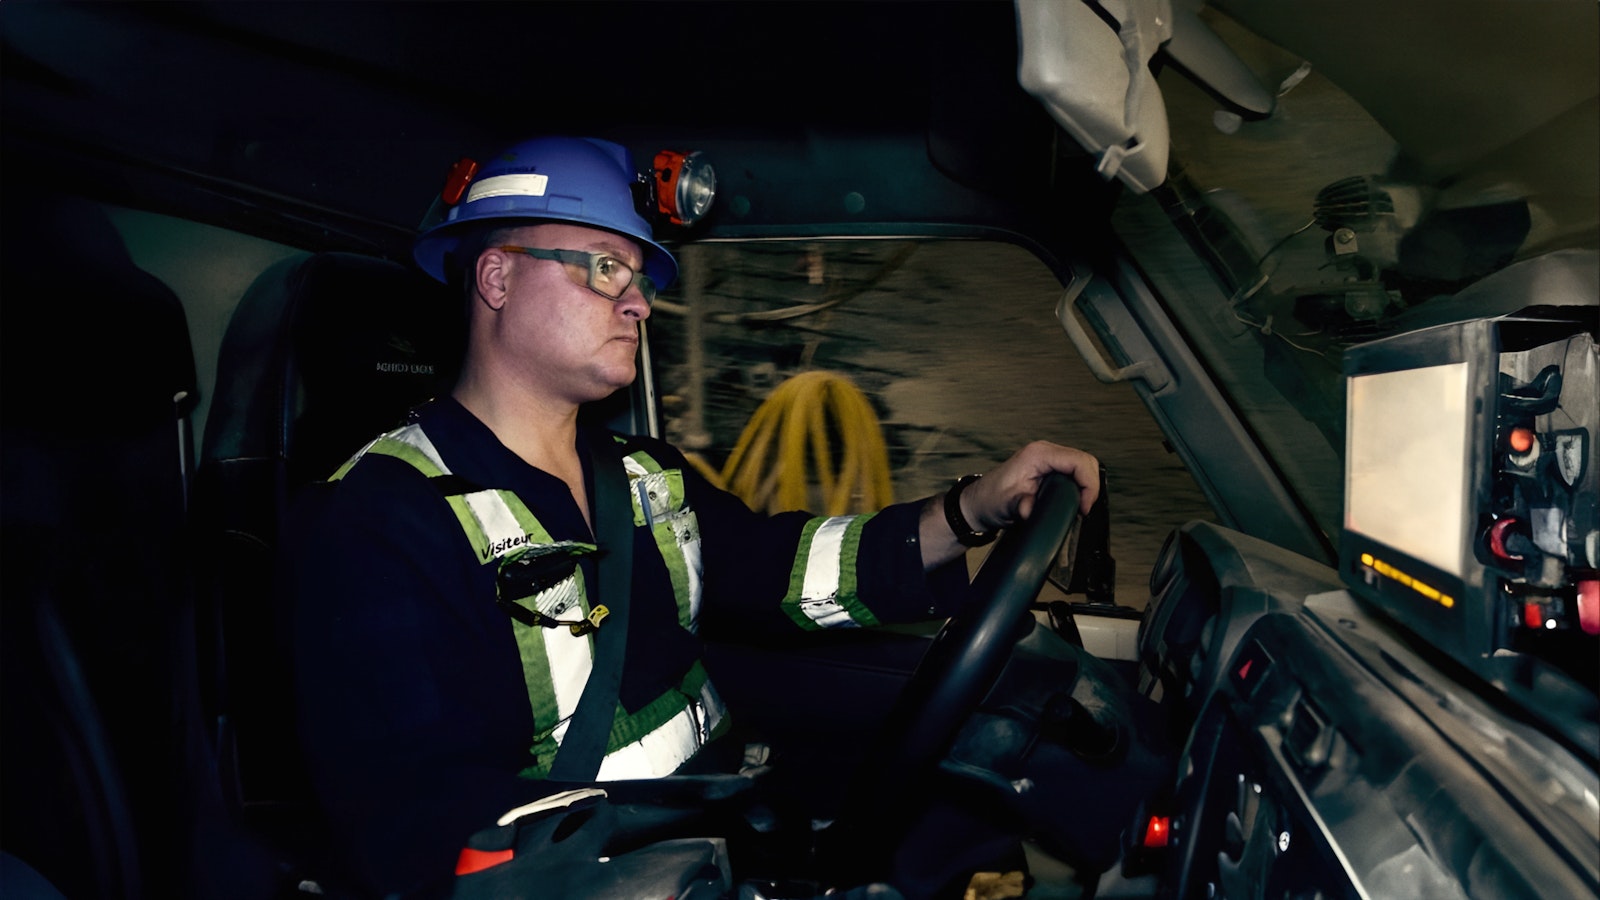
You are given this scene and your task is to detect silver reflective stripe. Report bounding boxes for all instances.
[622,456,668,519]
[594,679,727,781]
[390,424,451,472]
[622,454,704,629]
[796,516,862,629]
[678,513,704,625]
[545,631,595,729]
[464,172,549,203]
[462,490,530,555]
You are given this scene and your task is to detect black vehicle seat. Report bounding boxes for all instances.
[189,251,461,896]
[0,189,199,900]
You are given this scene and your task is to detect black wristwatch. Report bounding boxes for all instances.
[944,474,997,547]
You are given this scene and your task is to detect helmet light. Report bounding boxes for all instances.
[650,149,716,227]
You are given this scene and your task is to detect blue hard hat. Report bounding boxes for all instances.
[413,136,678,289]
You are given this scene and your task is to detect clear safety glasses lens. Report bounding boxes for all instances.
[498,246,656,305]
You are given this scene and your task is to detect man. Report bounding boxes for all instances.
[287,136,1100,898]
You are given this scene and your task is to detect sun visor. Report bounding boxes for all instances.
[1016,0,1174,193]
[1016,0,1273,194]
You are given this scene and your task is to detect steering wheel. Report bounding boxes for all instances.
[822,471,1082,885]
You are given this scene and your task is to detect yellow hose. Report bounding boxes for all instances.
[719,370,894,516]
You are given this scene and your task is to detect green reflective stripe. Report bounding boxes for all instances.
[780,514,880,630]
[341,423,719,779]
[331,428,450,481]
[781,518,828,630]
[514,600,566,779]
[622,450,663,475]
[523,658,719,780]
[329,436,381,481]
[624,451,699,628]
[463,489,558,562]
[606,660,709,749]
[621,452,683,522]
[443,495,492,558]
[835,514,873,625]
[651,520,695,627]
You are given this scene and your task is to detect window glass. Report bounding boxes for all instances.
[648,239,1215,607]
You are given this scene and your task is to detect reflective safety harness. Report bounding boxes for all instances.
[329,423,728,781]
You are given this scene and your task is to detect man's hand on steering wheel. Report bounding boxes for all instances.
[920,441,1101,570]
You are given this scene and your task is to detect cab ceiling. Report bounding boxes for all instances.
[0,1,1093,257]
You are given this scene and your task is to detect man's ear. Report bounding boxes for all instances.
[475,247,511,310]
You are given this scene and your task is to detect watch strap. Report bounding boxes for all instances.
[944,473,997,547]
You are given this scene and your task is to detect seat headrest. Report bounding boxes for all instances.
[203,252,463,484]
[0,190,196,434]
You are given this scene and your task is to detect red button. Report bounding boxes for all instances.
[1522,601,1544,629]
[1509,427,1535,454]
[1142,815,1170,848]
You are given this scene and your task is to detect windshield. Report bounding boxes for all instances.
[646,239,1216,604]
[1108,4,1599,547]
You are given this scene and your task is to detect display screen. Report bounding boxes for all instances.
[1345,362,1472,578]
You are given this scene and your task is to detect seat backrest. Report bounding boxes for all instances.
[191,251,461,825]
[0,188,199,900]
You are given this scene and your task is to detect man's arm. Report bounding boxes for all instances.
[918,441,1101,570]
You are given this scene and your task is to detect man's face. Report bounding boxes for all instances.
[487,222,652,405]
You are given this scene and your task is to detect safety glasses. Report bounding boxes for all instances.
[497,246,657,305]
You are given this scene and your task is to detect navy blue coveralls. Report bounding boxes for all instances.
[285,397,968,897]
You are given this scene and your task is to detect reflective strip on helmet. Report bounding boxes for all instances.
[781,514,880,631]
[465,172,550,203]
[623,452,702,629]
[594,665,727,781]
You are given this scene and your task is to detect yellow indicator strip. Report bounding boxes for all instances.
[1360,553,1456,609]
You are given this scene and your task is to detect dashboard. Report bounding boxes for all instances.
[1129,521,1600,899]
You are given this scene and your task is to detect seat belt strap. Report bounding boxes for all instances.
[547,433,634,781]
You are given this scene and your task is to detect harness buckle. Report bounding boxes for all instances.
[569,604,610,636]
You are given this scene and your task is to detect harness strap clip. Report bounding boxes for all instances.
[570,604,609,636]
[496,598,609,636]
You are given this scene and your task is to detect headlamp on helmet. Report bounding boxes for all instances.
[643,150,717,227]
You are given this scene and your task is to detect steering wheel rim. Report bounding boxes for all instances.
[823,471,1082,883]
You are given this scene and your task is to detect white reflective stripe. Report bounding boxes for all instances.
[532,576,584,619]
[681,521,704,626]
[700,678,726,735]
[546,631,596,729]
[463,490,528,552]
[593,680,727,782]
[797,516,860,629]
[465,172,549,203]
[621,455,650,479]
[633,471,674,523]
[389,424,451,472]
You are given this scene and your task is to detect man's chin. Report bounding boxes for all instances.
[584,369,638,403]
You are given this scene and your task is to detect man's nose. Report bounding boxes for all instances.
[617,284,651,320]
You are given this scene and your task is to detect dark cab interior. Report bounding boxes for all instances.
[2,2,1596,899]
